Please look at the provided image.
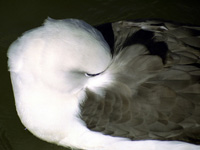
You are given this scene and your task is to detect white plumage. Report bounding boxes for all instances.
[8,18,200,150]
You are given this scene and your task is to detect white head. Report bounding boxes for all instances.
[8,18,112,95]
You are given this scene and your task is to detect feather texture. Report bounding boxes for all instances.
[8,19,200,150]
[80,20,200,145]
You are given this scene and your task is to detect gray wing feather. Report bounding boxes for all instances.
[80,20,200,144]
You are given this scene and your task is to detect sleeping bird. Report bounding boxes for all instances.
[8,18,200,150]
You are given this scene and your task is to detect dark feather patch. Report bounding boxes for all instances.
[95,23,114,55]
[122,29,168,63]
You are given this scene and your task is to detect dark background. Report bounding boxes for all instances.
[0,0,200,150]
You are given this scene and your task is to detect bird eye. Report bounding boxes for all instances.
[85,72,102,77]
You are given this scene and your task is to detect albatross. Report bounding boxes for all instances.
[8,18,200,150]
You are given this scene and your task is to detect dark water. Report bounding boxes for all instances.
[0,1,200,150]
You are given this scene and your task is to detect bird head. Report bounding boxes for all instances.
[8,18,112,96]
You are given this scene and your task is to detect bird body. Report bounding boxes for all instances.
[8,18,200,150]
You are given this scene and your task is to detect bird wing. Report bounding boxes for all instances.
[80,20,200,144]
